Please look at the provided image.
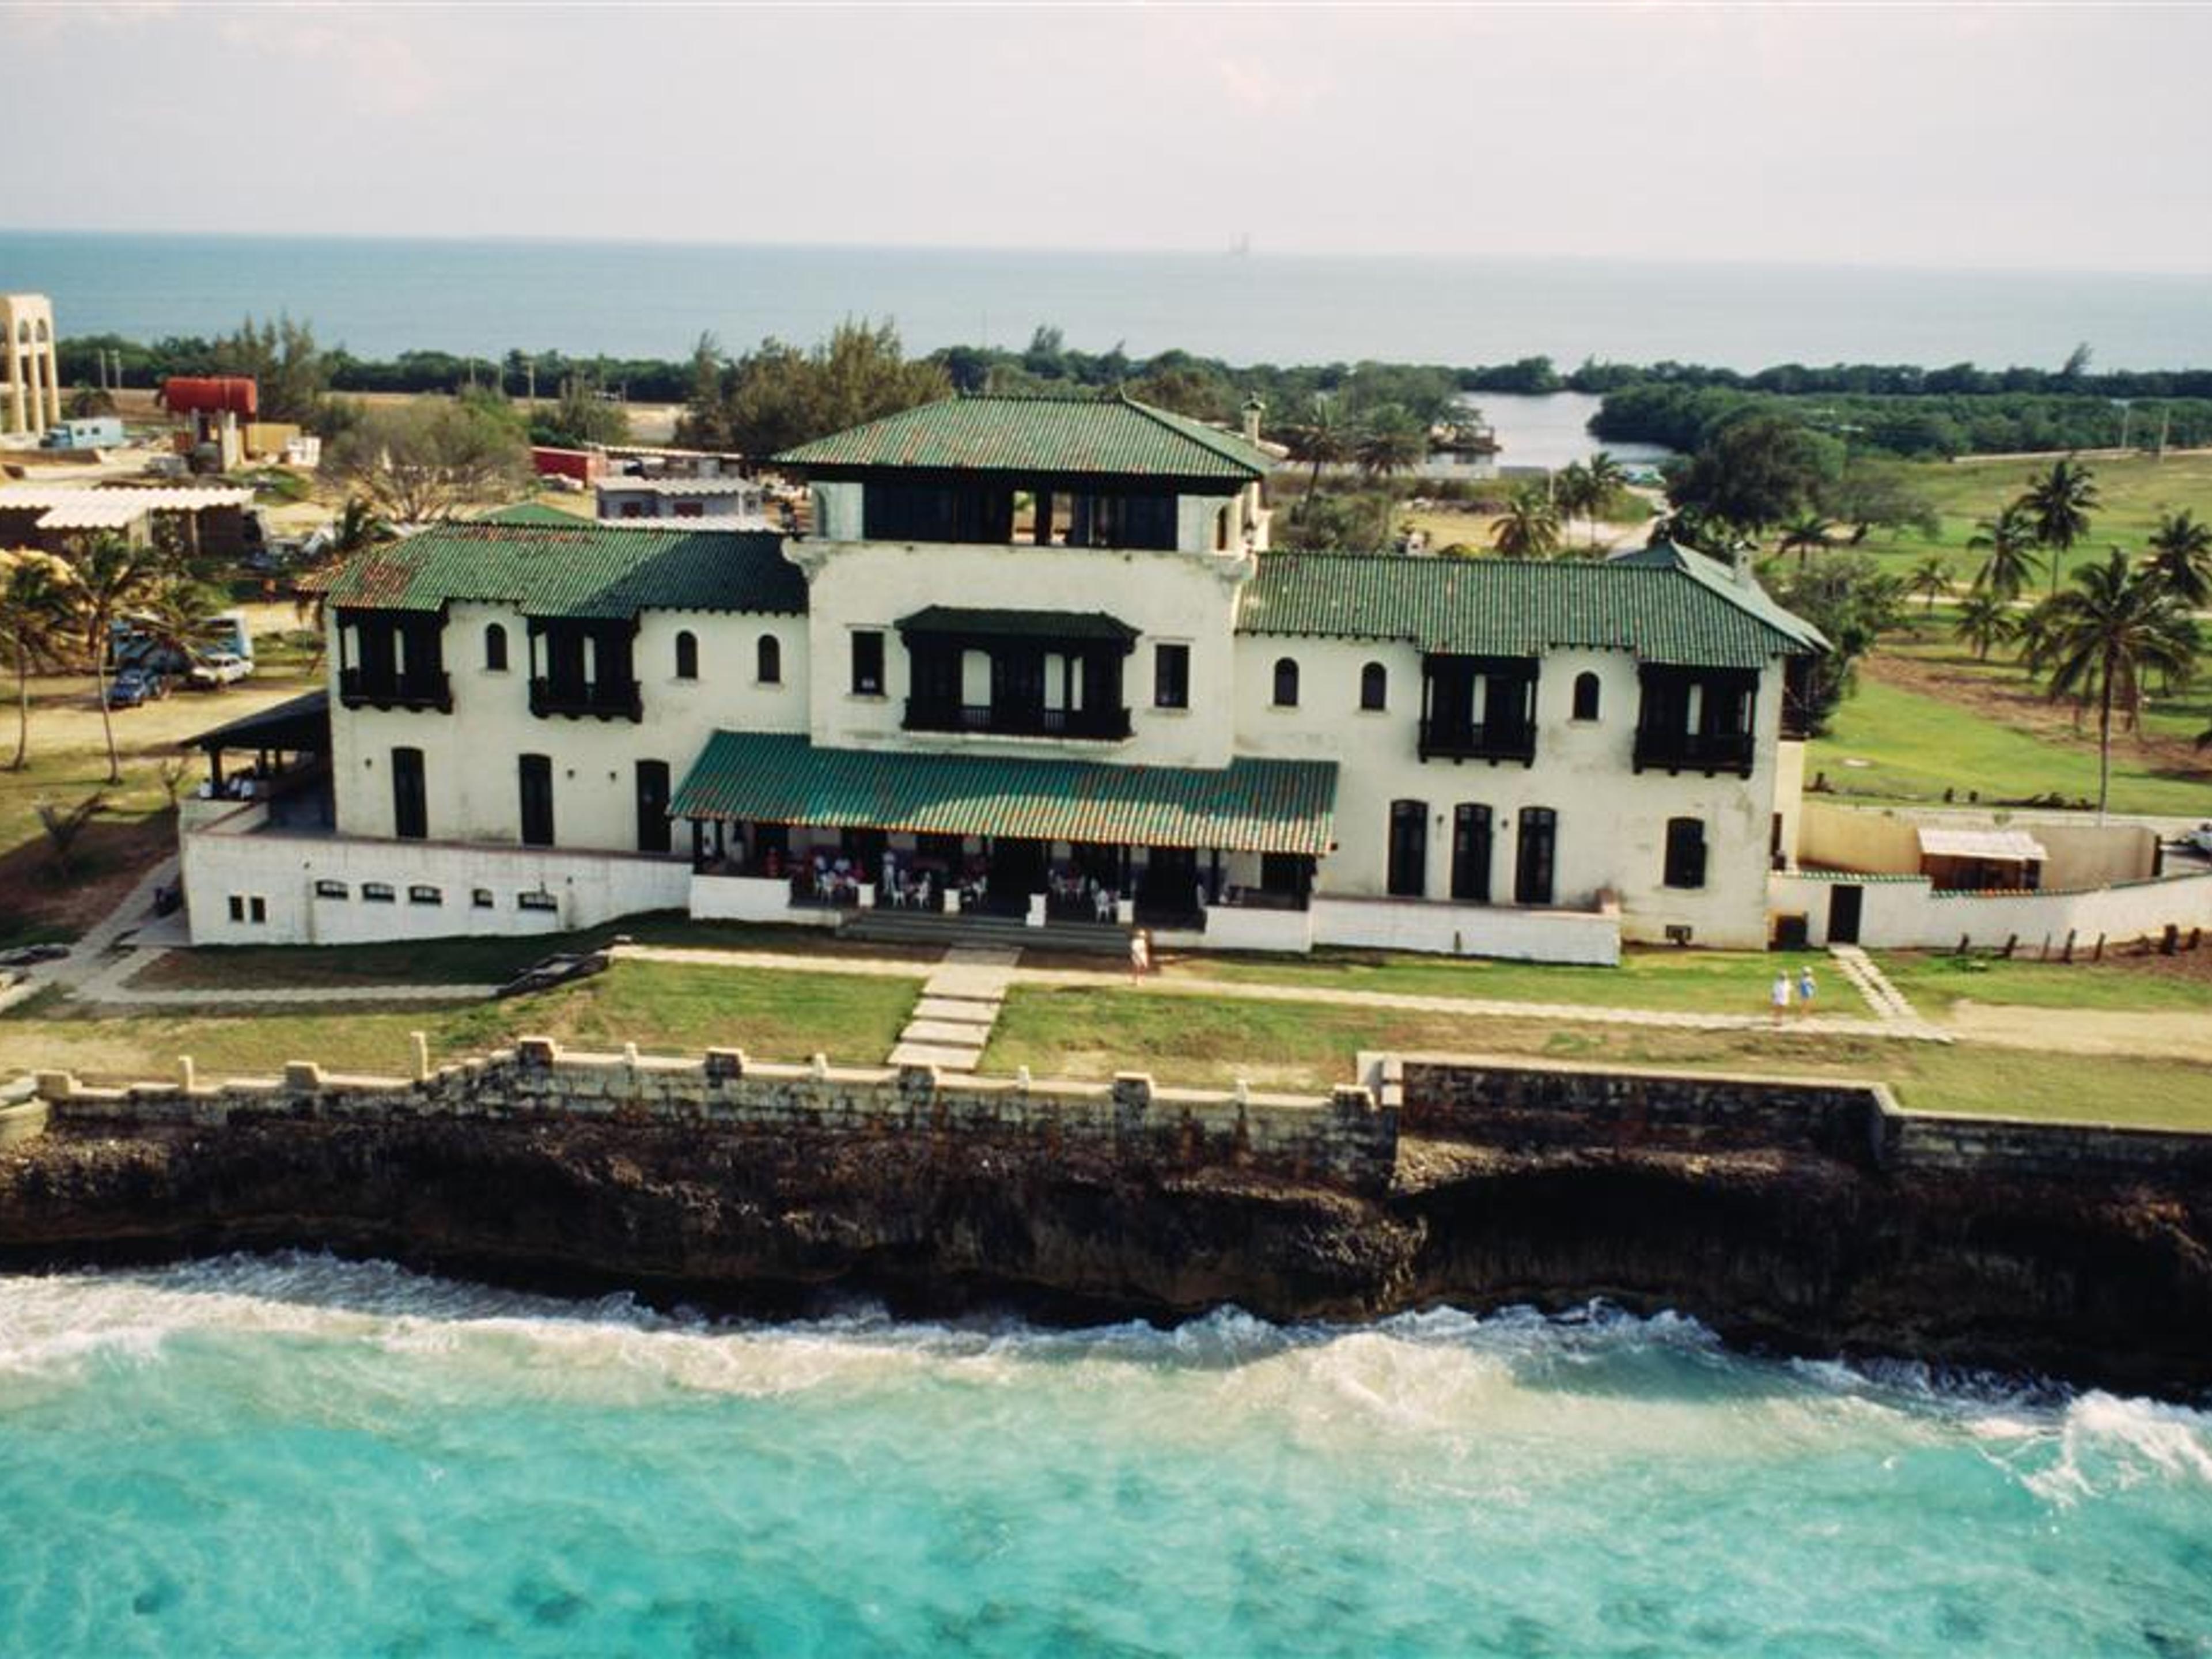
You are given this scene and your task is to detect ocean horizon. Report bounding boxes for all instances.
[7,228,2212,372]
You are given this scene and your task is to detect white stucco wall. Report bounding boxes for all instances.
[793,538,1252,769]
[1231,635,1786,949]
[331,601,809,851]
[1309,894,1622,964]
[183,810,692,946]
[1768,869,2212,950]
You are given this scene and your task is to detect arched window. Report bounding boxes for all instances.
[483,623,508,672]
[1572,671,1601,721]
[1272,657,1300,708]
[675,630,699,681]
[757,634,782,685]
[1359,662,1388,711]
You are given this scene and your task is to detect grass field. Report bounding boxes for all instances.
[1872,949,2212,1014]
[980,983,2212,1128]
[1805,674,2212,815]
[127,914,935,991]
[0,959,919,1083]
[1168,945,1823,1015]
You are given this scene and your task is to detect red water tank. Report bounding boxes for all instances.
[162,377,259,417]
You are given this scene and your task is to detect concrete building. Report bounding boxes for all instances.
[179,392,1828,960]
[2,294,62,438]
[595,476,768,524]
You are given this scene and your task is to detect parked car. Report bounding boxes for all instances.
[2186,823,2212,856]
[104,666,166,709]
[187,652,252,688]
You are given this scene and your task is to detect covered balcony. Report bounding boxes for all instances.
[1634,665,1759,777]
[527,617,643,722]
[334,608,452,713]
[1418,654,1539,764]
[899,607,1135,743]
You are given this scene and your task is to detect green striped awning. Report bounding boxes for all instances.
[672,732,1336,855]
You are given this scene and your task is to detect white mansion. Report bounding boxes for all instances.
[182,393,1825,963]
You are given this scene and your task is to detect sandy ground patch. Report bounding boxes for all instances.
[1948,1001,2212,1063]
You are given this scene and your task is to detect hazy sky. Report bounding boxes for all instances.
[6,1,2210,272]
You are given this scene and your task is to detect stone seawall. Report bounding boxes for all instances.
[5,1047,2209,1393]
[33,1039,1396,1198]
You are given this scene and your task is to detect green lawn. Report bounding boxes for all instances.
[980,983,2212,1129]
[0,959,918,1084]
[1806,675,2211,815]
[1873,949,2212,1015]
[1855,452,2212,588]
[1169,945,1827,1015]
[128,913,935,991]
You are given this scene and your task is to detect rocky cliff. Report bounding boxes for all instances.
[3,1112,2207,1399]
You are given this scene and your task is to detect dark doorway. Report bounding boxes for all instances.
[518,753,554,847]
[635,760,671,854]
[391,747,426,841]
[1141,845,1198,914]
[1450,804,1491,903]
[1515,806,1556,905]
[1827,884,1863,946]
[990,836,1047,899]
[1387,800,1427,897]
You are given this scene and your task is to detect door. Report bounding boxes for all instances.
[989,836,1047,900]
[391,747,426,841]
[1387,800,1427,897]
[1827,884,1863,946]
[518,753,555,847]
[1450,804,1491,903]
[1514,807,1556,906]
[635,760,671,854]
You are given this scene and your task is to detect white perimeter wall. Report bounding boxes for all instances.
[1770,869,2212,950]
[183,809,692,946]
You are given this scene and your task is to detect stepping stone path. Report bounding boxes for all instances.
[887,948,1020,1071]
[1828,944,1948,1041]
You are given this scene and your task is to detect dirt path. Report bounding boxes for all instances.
[1945,1000,2212,1062]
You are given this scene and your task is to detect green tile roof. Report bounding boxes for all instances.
[318,521,806,620]
[475,501,590,527]
[1236,546,1826,669]
[897,606,1137,642]
[672,732,1337,855]
[773,393,1272,482]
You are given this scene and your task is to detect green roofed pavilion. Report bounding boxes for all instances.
[315,520,806,620]
[672,732,1336,856]
[773,393,1273,483]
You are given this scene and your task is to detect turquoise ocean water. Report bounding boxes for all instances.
[1,1255,2207,1658]
[5,230,2210,370]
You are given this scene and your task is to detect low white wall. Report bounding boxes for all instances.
[1769,869,2212,950]
[688,873,840,928]
[1310,895,1621,965]
[1200,904,1316,954]
[183,821,692,945]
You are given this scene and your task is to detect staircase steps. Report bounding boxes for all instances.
[841,909,1131,958]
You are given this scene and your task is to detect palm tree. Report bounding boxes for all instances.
[1283,411,1351,522]
[135,583,230,685]
[1490,490,1561,559]
[1777,513,1837,569]
[2145,509,2212,607]
[1554,462,1592,548]
[2019,456,2099,595]
[329,495,395,563]
[2035,548,2200,818]
[66,532,164,785]
[1355,412,1426,484]
[1951,590,2017,662]
[1577,450,1627,551]
[0,550,77,771]
[1907,554,1953,613]
[1966,503,2043,601]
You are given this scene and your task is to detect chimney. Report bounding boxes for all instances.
[1731,544,1753,586]
[1241,397,1264,445]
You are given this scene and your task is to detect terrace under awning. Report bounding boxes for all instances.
[671,731,1336,856]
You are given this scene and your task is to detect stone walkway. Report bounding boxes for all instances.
[1828,945,1945,1039]
[887,949,1018,1070]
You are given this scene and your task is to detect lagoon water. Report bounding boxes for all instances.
[2,1255,2208,1658]
[7,230,2212,371]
